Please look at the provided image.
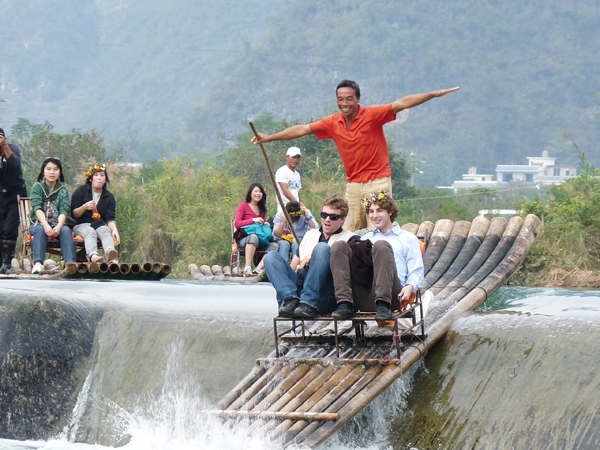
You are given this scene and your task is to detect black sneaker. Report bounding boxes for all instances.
[374,301,392,321]
[278,297,300,318]
[294,302,318,319]
[332,302,356,319]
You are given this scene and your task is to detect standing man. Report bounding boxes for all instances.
[0,127,27,273]
[251,80,459,230]
[263,194,355,319]
[329,192,424,321]
[275,146,302,212]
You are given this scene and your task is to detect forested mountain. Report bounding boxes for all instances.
[2,0,599,185]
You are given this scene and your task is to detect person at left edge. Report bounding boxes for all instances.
[0,127,27,274]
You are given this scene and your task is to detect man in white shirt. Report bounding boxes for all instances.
[329,192,424,321]
[275,147,302,212]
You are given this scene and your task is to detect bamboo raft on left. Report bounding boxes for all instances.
[2,260,171,280]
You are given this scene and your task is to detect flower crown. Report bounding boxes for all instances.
[288,210,304,218]
[85,163,106,178]
[361,191,392,211]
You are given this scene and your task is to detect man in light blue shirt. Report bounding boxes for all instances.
[330,192,424,321]
[272,201,318,261]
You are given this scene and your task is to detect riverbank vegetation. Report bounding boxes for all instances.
[9,119,600,286]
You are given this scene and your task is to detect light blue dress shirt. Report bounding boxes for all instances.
[362,224,424,290]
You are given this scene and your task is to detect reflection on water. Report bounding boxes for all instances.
[1,282,599,450]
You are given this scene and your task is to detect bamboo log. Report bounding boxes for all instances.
[119,263,131,275]
[142,262,153,276]
[129,263,141,275]
[257,358,399,366]
[77,263,88,274]
[272,366,366,438]
[215,366,267,410]
[66,263,79,275]
[108,262,120,275]
[211,265,224,278]
[251,365,321,413]
[400,223,419,235]
[202,410,339,421]
[422,220,471,290]
[222,266,232,276]
[436,217,507,299]
[99,262,109,274]
[416,221,434,240]
[159,264,171,278]
[88,262,101,274]
[225,365,290,411]
[428,216,490,294]
[242,364,311,412]
[300,214,542,449]
[422,219,454,275]
[290,365,384,444]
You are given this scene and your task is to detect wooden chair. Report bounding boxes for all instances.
[17,195,119,266]
[230,218,266,272]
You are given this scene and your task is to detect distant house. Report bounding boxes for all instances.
[443,151,577,191]
[449,167,498,190]
[497,151,577,185]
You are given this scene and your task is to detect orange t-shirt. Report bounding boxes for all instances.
[309,104,396,183]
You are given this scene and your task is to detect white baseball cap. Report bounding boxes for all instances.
[286,147,302,157]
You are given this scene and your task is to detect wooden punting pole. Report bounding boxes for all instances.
[201,410,339,421]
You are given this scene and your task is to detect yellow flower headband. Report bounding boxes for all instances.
[361,191,392,211]
[85,163,106,179]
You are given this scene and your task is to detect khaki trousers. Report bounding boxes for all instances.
[330,239,401,312]
[344,176,392,232]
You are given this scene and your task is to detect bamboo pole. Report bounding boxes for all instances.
[248,121,301,245]
[88,262,101,274]
[226,365,290,411]
[257,357,399,366]
[242,364,310,412]
[77,263,88,274]
[129,263,141,275]
[216,366,267,410]
[119,263,131,275]
[66,263,79,275]
[422,219,454,275]
[251,365,320,413]
[422,220,471,290]
[202,410,339,421]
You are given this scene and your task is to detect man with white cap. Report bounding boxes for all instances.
[275,146,302,212]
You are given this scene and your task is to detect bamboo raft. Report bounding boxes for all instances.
[209,213,542,447]
[2,261,171,280]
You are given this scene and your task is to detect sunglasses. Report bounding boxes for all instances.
[321,211,343,221]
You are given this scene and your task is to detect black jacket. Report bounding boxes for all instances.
[0,144,26,191]
[71,183,116,229]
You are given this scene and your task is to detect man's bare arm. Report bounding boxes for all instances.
[251,124,313,145]
[392,87,460,114]
[279,182,296,203]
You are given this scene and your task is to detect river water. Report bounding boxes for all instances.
[0,280,598,450]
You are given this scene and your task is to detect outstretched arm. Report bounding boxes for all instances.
[251,124,313,145]
[392,86,460,114]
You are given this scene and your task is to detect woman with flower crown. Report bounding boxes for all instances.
[29,157,76,274]
[71,164,120,263]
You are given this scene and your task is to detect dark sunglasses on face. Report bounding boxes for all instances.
[321,211,343,221]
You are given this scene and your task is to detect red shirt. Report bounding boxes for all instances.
[309,104,396,183]
[235,202,266,229]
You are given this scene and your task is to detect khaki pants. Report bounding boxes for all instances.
[344,176,392,232]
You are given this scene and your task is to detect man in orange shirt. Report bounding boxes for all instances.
[251,80,459,231]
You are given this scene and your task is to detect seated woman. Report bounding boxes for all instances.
[71,164,120,263]
[29,157,76,273]
[234,182,278,276]
[273,201,318,262]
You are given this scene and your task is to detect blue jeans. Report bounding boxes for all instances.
[277,239,299,262]
[30,224,76,263]
[264,242,337,313]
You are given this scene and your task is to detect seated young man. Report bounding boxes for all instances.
[330,192,424,321]
[263,194,356,318]
[272,200,318,261]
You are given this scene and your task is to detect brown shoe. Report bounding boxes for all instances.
[106,249,119,263]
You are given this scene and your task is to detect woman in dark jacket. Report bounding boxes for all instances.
[71,164,120,263]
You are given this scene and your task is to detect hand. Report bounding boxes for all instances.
[252,217,264,224]
[399,284,414,302]
[251,133,271,145]
[51,224,63,237]
[0,135,6,149]
[298,255,311,270]
[432,86,460,98]
[43,224,54,237]
[112,229,121,245]
[82,200,96,211]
